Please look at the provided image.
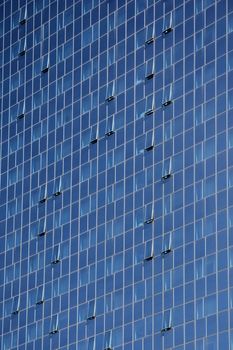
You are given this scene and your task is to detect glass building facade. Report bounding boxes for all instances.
[1,0,233,349]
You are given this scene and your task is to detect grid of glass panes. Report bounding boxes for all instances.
[0,0,233,350]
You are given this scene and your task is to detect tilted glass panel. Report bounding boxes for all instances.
[162,85,172,106]
[19,38,26,55]
[17,101,25,119]
[144,203,154,224]
[106,81,115,101]
[39,185,47,203]
[162,158,172,180]
[145,131,154,151]
[104,331,113,350]
[144,240,154,260]
[38,218,46,237]
[19,6,27,24]
[41,55,49,73]
[145,95,155,115]
[90,125,98,144]
[145,24,155,44]
[49,315,59,334]
[105,116,115,136]
[12,296,20,314]
[87,300,96,320]
[161,310,172,333]
[51,245,60,264]
[163,12,173,35]
[161,233,172,255]
[145,60,155,79]
[19,7,27,24]
[36,285,44,304]
[53,178,62,196]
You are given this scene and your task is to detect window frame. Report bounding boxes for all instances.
[161,310,172,333]
[145,24,155,44]
[162,158,172,180]
[39,185,47,203]
[38,218,46,237]
[51,245,60,265]
[36,285,44,305]
[144,240,154,260]
[104,330,113,350]
[90,125,98,144]
[19,7,27,25]
[105,116,115,136]
[49,314,59,334]
[87,300,96,320]
[19,38,26,56]
[145,131,154,151]
[161,232,172,255]
[144,203,154,224]
[162,85,173,106]
[53,178,62,196]
[41,55,49,73]
[145,59,155,80]
[145,95,155,115]
[106,81,115,102]
[17,101,25,119]
[11,296,20,315]
[163,12,173,35]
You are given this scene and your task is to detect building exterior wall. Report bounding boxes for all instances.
[0,0,233,349]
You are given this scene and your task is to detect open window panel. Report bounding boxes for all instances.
[106,81,115,102]
[17,101,25,119]
[19,38,26,55]
[19,7,27,25]
[162,158,172,180]
[104,330,113,350]
[11,296,20,315]
[53,177,62,196]
[163,12,173,35]
[49,314,59,334]
[162,85,173,107]
[51,245,60,265]
[145,131,154,151]
[90,125,98,144]
[145,59,155,80]
[87,300,96,320]
[145,95,155,116]
[41,54,49,73]
[145,24,155,45]
[38,218,46,237]
[88,337,95,350]
[161,232,172,255]
[39,185,47,203]
[144,240,154,261]
[144,203,154,224]
[36,285,44,305]
[105,116,115,136]
[161,310,172,333]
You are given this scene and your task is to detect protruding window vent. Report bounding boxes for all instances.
[145,24,155,44]
[87,300,96,320]
[51,245,60,265]
[162,158,172,180]
[49,315,59,334]
[105,116,115,136]
[11,296,20,315]
[144,240,154,261]
[145,95,155,116]
[163,13,173,35]
[106,81,115,102]
[145,131,154,151]
[19,7,27,25]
